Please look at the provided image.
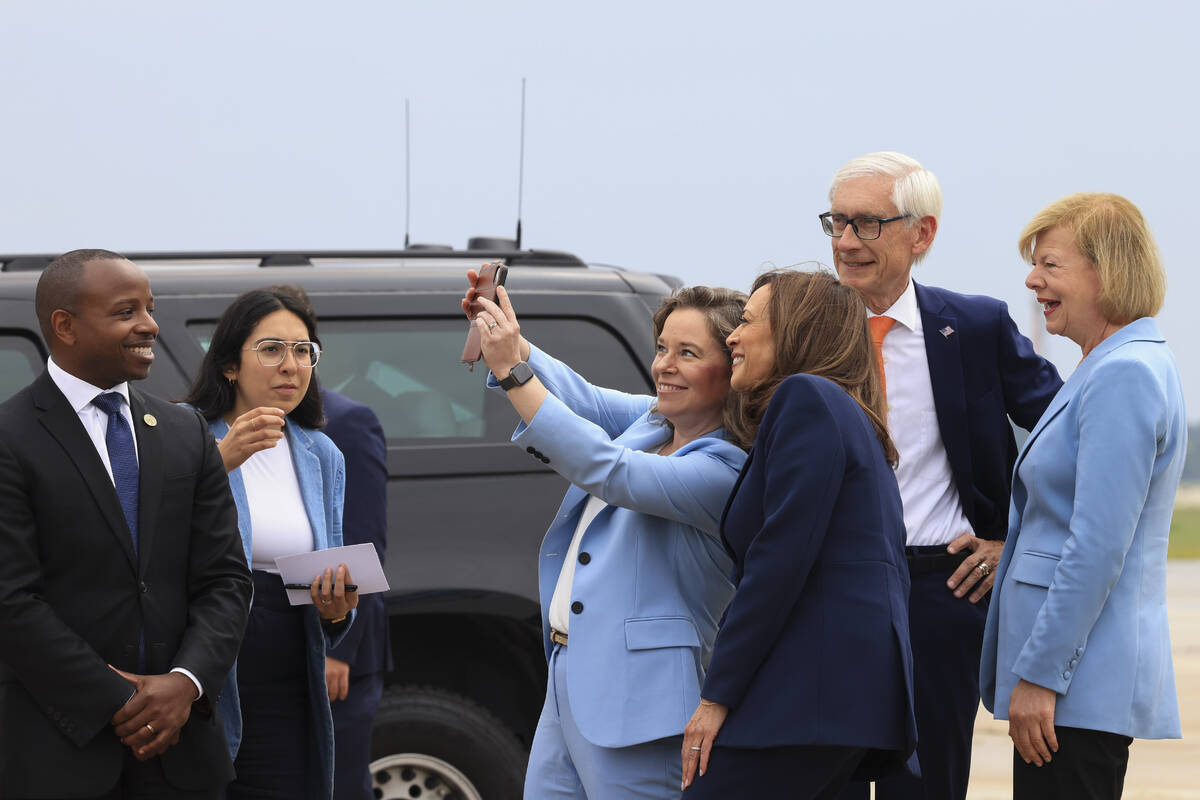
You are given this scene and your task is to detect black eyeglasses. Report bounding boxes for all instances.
[819,212,912,241]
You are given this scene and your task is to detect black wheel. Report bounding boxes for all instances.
[370,685,527,800]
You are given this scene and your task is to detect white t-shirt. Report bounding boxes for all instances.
[239,433,315,572]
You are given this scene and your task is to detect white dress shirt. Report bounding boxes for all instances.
[548,494,608,635]
[870,282,975,547]
[46,358,204,699]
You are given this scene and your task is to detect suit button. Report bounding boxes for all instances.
[139,582,148,594]
[1075,647,1084,657]
[571,601,584,614]
[578,552,591,565]
[1062,670,1072,680]
[541,456,551,464]
[526,446,536,454]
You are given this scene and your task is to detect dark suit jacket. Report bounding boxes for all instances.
[321,389,392,678]
[0,372,252,798]
[914,283,1062,540]
[702,375,916,780]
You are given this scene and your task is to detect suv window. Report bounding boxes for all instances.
[0,333,44,404]
[188,317,649,444]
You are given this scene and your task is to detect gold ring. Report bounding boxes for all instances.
[977,562,990,576]
[145,723,155,734]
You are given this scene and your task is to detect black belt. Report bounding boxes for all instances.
[904,545,968,575]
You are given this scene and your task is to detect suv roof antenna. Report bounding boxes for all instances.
[515,78,527,251]
[403,98,413,249]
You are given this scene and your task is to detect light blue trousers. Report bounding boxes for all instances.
[524,644,684,799]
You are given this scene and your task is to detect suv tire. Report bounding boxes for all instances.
[371,685,529,800]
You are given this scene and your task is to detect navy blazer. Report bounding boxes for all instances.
[321,389,392,678]
[913,283,1061,540]
[702,374,915,779]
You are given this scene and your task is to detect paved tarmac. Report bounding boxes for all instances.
[964,560,1200,799]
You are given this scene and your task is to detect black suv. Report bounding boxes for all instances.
[0,241,679,800]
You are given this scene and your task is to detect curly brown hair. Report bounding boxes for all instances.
[651,285,753,450]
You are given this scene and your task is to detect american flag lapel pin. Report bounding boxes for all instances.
[939,326,955,338]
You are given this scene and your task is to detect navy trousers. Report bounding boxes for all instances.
[332,671,383,800]
[839,565,988,800]
[1013,726,1132,800]
[682,744,866,798]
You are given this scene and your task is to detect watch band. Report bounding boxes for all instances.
[499,361,535,391]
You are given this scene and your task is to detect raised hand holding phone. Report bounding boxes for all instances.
[461,261,508,368]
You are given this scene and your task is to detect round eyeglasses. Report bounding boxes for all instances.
[244,339,321,368]
[819,212,912,241]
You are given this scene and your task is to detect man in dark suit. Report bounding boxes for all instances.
[320,388,391,800]
[822,154,1062,800]
[0,250,252,799]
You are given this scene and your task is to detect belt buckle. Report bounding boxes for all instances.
[551,629,568,647]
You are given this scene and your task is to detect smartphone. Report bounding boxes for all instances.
[461,261,509,368]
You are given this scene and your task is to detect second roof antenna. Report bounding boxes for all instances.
[515,78,527,251]
[403,98,412,249]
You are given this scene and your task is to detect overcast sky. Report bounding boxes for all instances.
[3,0,1197,417]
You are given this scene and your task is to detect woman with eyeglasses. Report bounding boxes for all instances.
[183,287,357,800]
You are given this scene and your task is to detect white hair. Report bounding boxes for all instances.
[828,152,943,263]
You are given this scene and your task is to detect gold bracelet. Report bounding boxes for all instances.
[699,698,717,707]
[322,615,347,625]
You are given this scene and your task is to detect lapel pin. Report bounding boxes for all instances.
[143,413,157,427]
[939,326,955,339]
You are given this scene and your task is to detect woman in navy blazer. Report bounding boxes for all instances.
[681,270,915,798]
[981,194,1182,799]
[465,275,749,799]
[184,288,358,800]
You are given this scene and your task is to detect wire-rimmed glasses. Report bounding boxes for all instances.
[244,339,321,368]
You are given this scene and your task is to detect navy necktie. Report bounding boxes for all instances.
[92,392,139,552]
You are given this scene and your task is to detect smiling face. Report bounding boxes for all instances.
[829,174,934,314]
[1026,225,1112,354]
[58,258,159,389]
[726,284,775,392]
[223,309,314,419]
[650,307,731,437]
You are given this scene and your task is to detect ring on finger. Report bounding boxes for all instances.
[145,723,155,734]
[976,561,990,576]
[689,745,702,751]
[487,321,499,330]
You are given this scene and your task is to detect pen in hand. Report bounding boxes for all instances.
[284,583,358,592]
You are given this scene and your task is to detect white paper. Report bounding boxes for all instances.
[275,543,390,606]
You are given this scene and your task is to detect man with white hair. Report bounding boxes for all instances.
[823,152,1061,800]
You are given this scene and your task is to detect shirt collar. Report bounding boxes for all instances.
[47,357,131,413]
[867,279,920,332]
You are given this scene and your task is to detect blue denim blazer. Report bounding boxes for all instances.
[208,417,349,800]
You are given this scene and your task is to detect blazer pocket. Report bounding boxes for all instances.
[624,616,700,650]
[1011,551,1060,588]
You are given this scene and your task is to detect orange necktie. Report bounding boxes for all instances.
[868,315,896,400]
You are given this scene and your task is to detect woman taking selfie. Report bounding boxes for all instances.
[184,288,357,800]
[465,273,749,800]
[681,269,915,798]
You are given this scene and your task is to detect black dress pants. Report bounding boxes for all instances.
[1013,726,1133,800]
[682,744,866,799]
[227,571,313,800]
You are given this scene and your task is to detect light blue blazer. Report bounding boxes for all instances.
[208,417,351,800]
[980,318,1184,739]
[491,345,746,748]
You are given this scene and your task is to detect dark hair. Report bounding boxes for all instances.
[35,249,128,346]
[741,269,896,464]
[183,288,326,429]
[650,285,753,450]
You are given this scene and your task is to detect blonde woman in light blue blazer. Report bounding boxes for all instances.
[981,193,1183,800]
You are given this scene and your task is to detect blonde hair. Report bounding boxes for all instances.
[1018,193,1165,323]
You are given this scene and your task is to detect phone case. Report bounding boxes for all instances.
[461,262,508,368]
